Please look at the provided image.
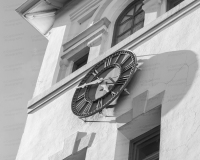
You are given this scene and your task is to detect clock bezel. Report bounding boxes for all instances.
[71,50,137,118]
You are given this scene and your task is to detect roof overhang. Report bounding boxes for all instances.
[16,0,73,38]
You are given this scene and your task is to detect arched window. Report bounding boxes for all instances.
[112,0,145,46]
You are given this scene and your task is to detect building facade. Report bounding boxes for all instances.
[16,0,200,159]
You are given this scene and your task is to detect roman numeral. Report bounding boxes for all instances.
[92,69,98,77]
[76,98,87,112]
[114,54,121,64]
[122,63,133,73]
[76,92,85,101]
[82,102,92,114]
[116,75,129,85]
[120,54,130,65]
[96,98,103,109]
[104,57,112,67]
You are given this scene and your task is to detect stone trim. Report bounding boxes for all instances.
[62,25,108,58]
[118,106,161,140]
[16,0,41,15]
[62,17,110,53]
[142,0,163,25]
[48,132,95,160]
[25,10,57,19]
[69,0,102,21]
[116,90,165,128]
[113,89,164,160]
[27,0,197,114]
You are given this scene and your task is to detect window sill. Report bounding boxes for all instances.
[27,0,197,114]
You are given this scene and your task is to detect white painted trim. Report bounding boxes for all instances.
[62,17,110,53]
[44,0,63,9]
[25,10,57,19]
[69,0,102,21]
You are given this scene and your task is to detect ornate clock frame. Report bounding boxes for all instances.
[71,50,138,118]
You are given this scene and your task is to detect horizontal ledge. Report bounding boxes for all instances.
[27,0,198,113]
[61,25,108,58]
[25,9,57,19]
[62,17,110,52]
[70,0,102,21]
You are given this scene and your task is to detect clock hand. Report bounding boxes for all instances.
[101,77,117,85]
[77,78,104,88]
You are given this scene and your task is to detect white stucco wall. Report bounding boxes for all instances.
[16,0,200,160]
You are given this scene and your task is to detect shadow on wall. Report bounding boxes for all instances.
[113,50,198,160]
[115,50,198,117]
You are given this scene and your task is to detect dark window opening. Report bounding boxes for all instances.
[129,126,160,160]
[167,0,184,11]
[72,51,89,72]
[112,0,144,46]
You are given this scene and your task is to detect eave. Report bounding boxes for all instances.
[16,0,73,39]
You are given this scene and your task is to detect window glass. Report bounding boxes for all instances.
[119,20,133,35]
[129,126,160,160]
[72,47,89,72]
[113,0,144,46]
[117,30,132,44]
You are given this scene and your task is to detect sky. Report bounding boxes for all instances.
[0,1,48,159]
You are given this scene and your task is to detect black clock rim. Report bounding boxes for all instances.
[71,50,137,118]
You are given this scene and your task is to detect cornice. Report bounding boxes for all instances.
[16,0,72,38]
[16,0,41,15]
[62,17,111,52]
[69,0,102,21]
[44,0,63,9]
[27,0,198,114]
[25,9,57,19]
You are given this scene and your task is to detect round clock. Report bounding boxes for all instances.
[71,50,137,118]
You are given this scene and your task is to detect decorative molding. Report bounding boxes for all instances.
[118,106,161,140]
[115,91,149,124]
[87,33,103,47]
[16,0,71,38]
[16,0,41,15]
[25,9,57,19]
[27,0,197,114]
[48,132,95,160]
[143,0,162,11]
[145,90,165,112]
[116,90,165,127]
[44,0,63,9]
[62,17,110,54]
[69,0,102,21]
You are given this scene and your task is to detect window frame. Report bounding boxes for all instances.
[112,0,144,46]
[72,51,89,72]
[128,126,160,160]
[167,0,184,11]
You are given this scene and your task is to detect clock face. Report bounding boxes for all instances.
[71,50,137,118]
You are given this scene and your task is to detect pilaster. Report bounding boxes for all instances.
[33,26,66,97]
[142,0,163,25]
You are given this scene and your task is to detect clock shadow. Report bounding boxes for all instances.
[112,50,198,119]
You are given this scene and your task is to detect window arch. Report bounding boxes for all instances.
[112,0,145,46]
